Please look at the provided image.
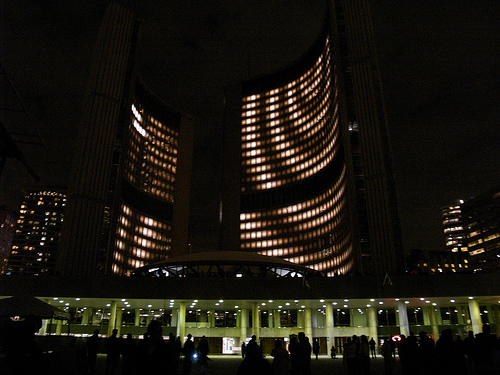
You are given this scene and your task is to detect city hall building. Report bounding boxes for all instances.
[3,0,498,356]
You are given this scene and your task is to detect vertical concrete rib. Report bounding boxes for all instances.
[57,3,137,276]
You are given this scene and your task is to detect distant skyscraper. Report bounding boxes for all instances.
[7,191,66,275]
[441,199,467,252]
[0,207,16,275]
[220,0,403,276]
[57,3,194,276]
[462,186,500,271]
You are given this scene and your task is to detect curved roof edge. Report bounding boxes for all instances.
[135,251,324,277]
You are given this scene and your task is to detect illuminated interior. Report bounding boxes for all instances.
[239,33,353,276]
[111,88,180,276]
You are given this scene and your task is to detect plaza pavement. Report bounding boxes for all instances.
[94,353,401,375]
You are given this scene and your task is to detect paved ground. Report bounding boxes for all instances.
[94,354,401,375]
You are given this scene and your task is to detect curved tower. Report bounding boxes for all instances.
[221,23,356,276]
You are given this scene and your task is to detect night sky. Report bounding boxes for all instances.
[1,0,499,256]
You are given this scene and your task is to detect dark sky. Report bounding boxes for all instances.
[1,0,499,256]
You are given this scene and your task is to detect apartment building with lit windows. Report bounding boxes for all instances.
[57,3,194,276]
[7,191,66,275]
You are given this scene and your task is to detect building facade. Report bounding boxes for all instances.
[57,3,194,277]
[6,191,66,275]
[441,199,467,253]
[462,185,500,271]
[221,1,403,276]
[0,207,16,275]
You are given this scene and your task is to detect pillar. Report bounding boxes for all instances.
[135,309,141,327]
[107,301,118,337]
[398,301,410,337]
[240,308,248,344]
[252,303,260,339]
[116,309,123,336]
[468,299,482,335]
[177,302,186,339]
[428,307,439,341]
[304,308,313,340]
[56,319,63,335]
[274,310,281,328]
[367,307,378,345]
[325,304,335,348]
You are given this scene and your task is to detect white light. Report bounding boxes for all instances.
[344,305,348,308]
[468,297,474,300]
[106,304,110,307]
[366,304,371,308]
[148,305,152,308]
[405,301,409,305]
[269,300,274,303]
[370,299,375,302]
[219,300,224,303]
[420,298,425,301]
[344,299,349,302]
[121,299,126,302]
[320,299,325,303]
[450,300,455,303]
[301,305,306,308]
[395,298,400,301]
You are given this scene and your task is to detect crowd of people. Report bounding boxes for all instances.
[86,321,210,375]
[393,326,500,375]
[238,332,313,375]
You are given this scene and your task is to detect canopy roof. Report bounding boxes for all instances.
[135,251,324,278]
[0,295,70,320]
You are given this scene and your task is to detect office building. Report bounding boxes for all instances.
[441,200,467,253]
[462,185,500,271]
[6,191,66,275]
[0,207,16,275]
[57,3,194,276]
[221,1,403,276]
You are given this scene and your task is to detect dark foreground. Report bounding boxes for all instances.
[92,354,397,375]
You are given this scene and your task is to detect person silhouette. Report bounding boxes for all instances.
[86,329,100,375]
[183,333,195,375]
[271,339,289,375]
[105,329,120,375]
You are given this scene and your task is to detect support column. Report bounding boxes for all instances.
[116,309,123,336]
[468,299,482,335]
[304,308,313,339]
[325,304,335,348]
[367,307,378,344]
[135,309,141,327]
[82,309,90,325]
[177,302,186,339]
[56,320,63,335]
[252,303,260,339]
[398,301,410,337]
[428,307,439,341]
[240,308,248,344]
[107,301,118,337]
[274,310,281,329]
